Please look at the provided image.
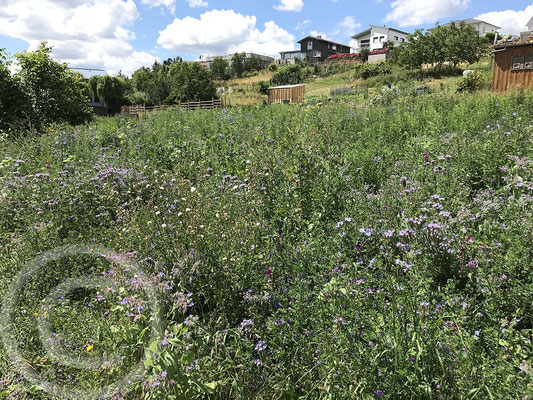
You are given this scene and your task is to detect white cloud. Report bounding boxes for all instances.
[0,0,157,75]
[158,9,295,57]
[274,0,303,12]
[140,0,177,12]
[187,0,208,8]
[476,4,533,35]
[336,16,361,36]
[295,19,312,31]
[385,0,470,27]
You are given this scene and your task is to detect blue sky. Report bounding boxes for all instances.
[1,0,532,74]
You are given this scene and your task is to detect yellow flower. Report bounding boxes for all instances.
[86,345,94,352]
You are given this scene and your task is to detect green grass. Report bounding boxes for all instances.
[0,90,532,399]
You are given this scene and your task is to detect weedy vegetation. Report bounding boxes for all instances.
[0,89,532,399]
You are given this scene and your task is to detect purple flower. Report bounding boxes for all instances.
[376,389,384,398]
[255,340,267,351]
[265,267,273,277]
[253,359,263,366]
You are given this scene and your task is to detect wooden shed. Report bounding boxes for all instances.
[493,42,533,92]
[267,84,305,104]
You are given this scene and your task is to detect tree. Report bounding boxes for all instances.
[359,48,370,62]
[243,56,262,74]
[167,62,217,102]
[88,75,128,113]
[15,43,92,128]
[231,53,246,78]
[211,57,230,80]
[0,49,31,132]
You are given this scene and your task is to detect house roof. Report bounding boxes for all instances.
[297,36,350,48]
[351,25,410,39]
[493,41,533,50]
[431,18,501,30]
[528,16,533,28]
[268,84,306,90]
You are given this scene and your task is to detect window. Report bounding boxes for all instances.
[332,45,337,50]
[379,36,385,42]
[401,38,405,42]
[307,41,313,50]
[483,26,486,34]
[525,55,533,69]
[373,37,379,43]
[313,50,322,58]
[394,36,399,41]
[512,56,524,71]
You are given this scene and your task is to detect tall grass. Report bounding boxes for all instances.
[0,91,532,399]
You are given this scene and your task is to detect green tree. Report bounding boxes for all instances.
[359,47,370,62]
[231,53,246,78]
[211,57,230,80]
[0,49,31,132]
[88,75,128,113]
[167,62,217,102]
[15,43,92,127]
[243,56,262,74]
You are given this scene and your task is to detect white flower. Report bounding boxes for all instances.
[191,187,197,193]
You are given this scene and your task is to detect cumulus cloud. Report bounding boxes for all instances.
[335,16,361,36]
[385,0,470,27]
[274,0,303,12]
[0,0,157,75]
[140,0,177,12]
[476,4,533,35]
[158,9,295,57]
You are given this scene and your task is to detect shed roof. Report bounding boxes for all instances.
[493,41,533,51]
[268,84,306,90]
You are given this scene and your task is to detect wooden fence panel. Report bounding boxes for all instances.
[121,99,224,117]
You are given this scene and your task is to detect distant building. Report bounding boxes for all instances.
[279,36,351,64]
[429,19,501,37]
[520,16,533,42]
[351,25,409,53]
[204,53,274,69]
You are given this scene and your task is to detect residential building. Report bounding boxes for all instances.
[279,36,351,64]
[520,16,533,42]
[351,25,409,53]
[204,53,274,69]
[430,19,501,37]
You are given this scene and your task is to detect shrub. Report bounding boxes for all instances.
[457,70,491,93]
[258,81,270,95]
[270,65,303,86]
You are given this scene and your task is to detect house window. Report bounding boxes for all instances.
[512,56,525,71]
[394,36,399,41]
[332,45,337,50]
[313,50,322,58]
[525,55,533,69]
[307,41,313,50]
[373,37,379,43]
[401,38,405,42]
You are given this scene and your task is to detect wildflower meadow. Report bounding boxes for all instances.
[0,91,532,399]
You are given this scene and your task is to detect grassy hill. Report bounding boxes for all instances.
[0,86,532,399]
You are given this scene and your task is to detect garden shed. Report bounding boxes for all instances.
[493,42,533,92]
[267,84,305,104]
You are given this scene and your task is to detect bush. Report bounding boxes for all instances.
[258,81,270,95]
[353,62,393,80]
[270,65,303,86]
[457,70,491,93]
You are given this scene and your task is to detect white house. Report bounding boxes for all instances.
[520,16,533,42]
[430,18,501,37]
[351,25,410,53]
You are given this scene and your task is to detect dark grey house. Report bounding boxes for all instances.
[279,36,351,64]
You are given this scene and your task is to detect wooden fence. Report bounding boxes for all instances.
[121,98,223,117]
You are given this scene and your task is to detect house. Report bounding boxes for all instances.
[204,53,274,69]
[351,25,409,53]
[279,36,351,64]
[430,19,501,37]
[492,42,533,92]
[267,84,305,104]
[520,16,533,42]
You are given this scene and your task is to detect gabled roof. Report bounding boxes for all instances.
[297,36,350,48]
[351,25,410,39]
[433,18,501,30]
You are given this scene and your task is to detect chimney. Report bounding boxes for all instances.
[317,35,322,39]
